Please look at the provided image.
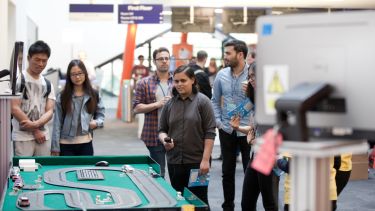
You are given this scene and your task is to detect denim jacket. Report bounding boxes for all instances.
[51,92,105,152]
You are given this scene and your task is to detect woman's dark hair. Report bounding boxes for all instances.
[247,62,256,103]
[61,59,97,116]
[171,65,198,97]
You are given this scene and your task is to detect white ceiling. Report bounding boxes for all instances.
[162,0,375,9]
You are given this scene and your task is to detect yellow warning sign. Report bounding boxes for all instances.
[263,65,289,115]
[267,72,284,93]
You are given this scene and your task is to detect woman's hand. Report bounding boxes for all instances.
[199,159,210,175]
[33,129,46,144]
[230,116,240,130]
[162,138,175,151]
[242,81,248,93]
[247,128,256,145]
[89,120,97,129]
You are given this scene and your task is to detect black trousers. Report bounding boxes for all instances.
[241,159,279,211]
[219,129,251,211]
[167,163,209,208]
[60,141,94,156]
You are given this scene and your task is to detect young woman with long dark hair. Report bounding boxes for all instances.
[51,59,105,156]
[230,63,280,211]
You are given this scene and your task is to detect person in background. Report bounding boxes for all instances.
[189,56,197,65]
[218,58,226,71]
[332,154,352,210]
[207,58,218,87]
[133,47,173,178]
[246,44,256,66]
[51,59,105,156]
[159,65,216,207]
[11,40,56,156]
[211,39,251,211]
[189,50,212,99]
[231,63,280,211]
[132,55,151,139]
[132,55,150,83]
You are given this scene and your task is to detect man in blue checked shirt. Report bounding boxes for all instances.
[211,39,252,211]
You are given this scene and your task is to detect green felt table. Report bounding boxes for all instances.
[1,156,207,211]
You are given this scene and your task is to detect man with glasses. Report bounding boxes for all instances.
[11,40,56,156]
[133,47,173,178]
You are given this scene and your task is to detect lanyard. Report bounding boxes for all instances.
[158,83,167,97]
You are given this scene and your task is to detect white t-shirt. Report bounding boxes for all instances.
[12,70,56,141]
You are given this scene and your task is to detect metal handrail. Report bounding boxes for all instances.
[95,27,235,69]
[95,27,172,69]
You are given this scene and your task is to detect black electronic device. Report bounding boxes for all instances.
[275,83,332,141]
[9,42,24,95]
[0,69,10,79]
[164,137,171,143]
[95,161,109,167]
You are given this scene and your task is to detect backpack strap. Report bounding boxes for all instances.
[20,73,51,99]
[194,69,205,75]
[20,73,28,100]
[43,78,51,98]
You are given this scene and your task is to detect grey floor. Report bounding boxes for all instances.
[93,95,375,211]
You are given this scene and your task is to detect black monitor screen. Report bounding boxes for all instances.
[9,42,24,95]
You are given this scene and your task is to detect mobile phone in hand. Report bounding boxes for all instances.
[164,137,172,143]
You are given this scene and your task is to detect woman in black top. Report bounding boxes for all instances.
[158,65,216,207]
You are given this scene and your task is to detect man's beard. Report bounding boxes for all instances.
[226,60,238,69]
[158,67,169,73]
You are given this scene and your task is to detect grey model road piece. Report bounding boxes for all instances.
[43,167,141,209]
[17,190,91,210]
[127,169,177,207]
[38,166,177,209]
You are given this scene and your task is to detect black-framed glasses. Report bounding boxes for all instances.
[155,57,170,62]
[247,73,255,81]
[71,72,85,78]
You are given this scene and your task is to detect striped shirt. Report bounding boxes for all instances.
[132,73,173,146]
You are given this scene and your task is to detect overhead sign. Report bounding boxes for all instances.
[69,4,114,21]
[118,4,163,24]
